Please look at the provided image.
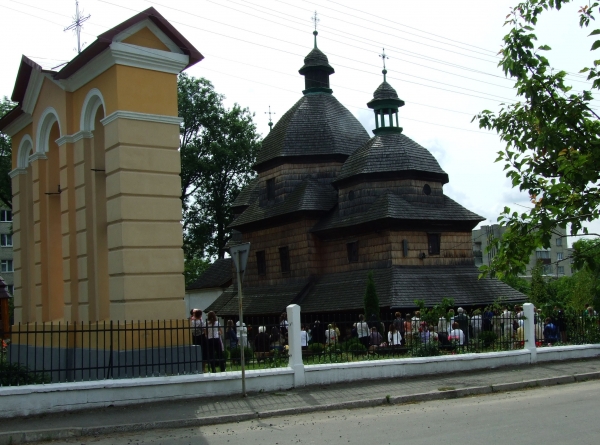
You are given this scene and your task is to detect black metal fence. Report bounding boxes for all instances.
[1,311,599,386]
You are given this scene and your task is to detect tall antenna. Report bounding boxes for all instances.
[64,1,90,54]
[265,106,276,132]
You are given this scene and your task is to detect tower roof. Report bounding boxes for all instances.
[254,94,369,169]
[371,81,402,102]
[299,47,335,75]
[335,133,449,185]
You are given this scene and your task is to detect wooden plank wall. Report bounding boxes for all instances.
[257,162,343,205]
[339,179,443,216]
[237,218,320,287]
[390,230,474,266]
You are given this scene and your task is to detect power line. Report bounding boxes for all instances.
[139,0,518,102]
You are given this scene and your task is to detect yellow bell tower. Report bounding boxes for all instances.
[0,8,203,322]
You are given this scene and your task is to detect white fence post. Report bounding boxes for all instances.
[523,302,537,363]
[286,304,305,387]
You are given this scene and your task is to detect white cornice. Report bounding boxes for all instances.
[110,42,189,75]
[57,43,189,93]
[56,131,93,146]
[28,152,47,163]
[101,111,182,127]
[114,19,184,54]
[57,49,114,93]
[2,113,32,137]
[22,69,44,115]
[9,168,27,178]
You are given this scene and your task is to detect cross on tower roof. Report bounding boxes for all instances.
[312,11,319,31]
[265,106,276,132]
[379,48,389,82]
[311,11,320,48]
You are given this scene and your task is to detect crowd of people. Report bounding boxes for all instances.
[190,305,600,371]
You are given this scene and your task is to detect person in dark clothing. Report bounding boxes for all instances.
[482,308,494,332]
[455,307,470,343]
[254,326,271,353]
[311,320,326,345]
[553,306,567,343]
[543,317,560,344]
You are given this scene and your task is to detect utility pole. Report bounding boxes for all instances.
[64,1,90,54]
[230,242,250,397]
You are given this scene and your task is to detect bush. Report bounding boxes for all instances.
[308,343,325,354]
[339,338,366,353]
[228,346,253,363]
[0,361,50,386]
[411,341,440,357]
[479,331,498,347]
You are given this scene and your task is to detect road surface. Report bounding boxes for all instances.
[37,380,600,444]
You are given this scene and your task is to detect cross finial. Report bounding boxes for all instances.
[379,48,389,82]
[64,0,90,54]
[311,11,320,48]
[265,106,276,132]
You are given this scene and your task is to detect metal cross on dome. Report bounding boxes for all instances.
[265,106,276,132]
[379,48,389,81]
[311,11,320,31]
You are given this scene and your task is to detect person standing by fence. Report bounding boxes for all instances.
[356,315,370,349]
[190,309,207,373]
[206,311,225,373]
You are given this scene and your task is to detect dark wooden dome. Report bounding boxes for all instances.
[254,94,370,169]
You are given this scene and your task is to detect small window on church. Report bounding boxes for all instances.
[423,184,431,195]
[347,241,359,263]
[256,251,266,276]
[266,178,275,201]
[428,233,440,255]
[279,246,290,273]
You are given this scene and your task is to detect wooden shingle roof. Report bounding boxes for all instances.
[231,177,260,211]
[206,282,309,316]
[335,133,449,185]
[298,266,526,313]
[186,258,232,291]
[229,178,337,229]
[254,94,370,169]
[311,192,484,233]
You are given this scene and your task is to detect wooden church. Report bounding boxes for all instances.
[207,31,524,318]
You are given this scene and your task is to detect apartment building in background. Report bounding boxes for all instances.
[473,224,572,278]
[0,207,14,294]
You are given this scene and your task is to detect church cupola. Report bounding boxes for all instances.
[367,49,405,135]
[299,14,334,95]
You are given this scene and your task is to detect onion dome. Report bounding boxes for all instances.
[367,50,405,135]
[335,132,449,186]
[255,29,368,170]
[298,31,335,95]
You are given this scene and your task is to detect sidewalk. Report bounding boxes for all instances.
[2,358,600,444]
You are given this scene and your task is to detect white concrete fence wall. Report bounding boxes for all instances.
[2,303,600,418]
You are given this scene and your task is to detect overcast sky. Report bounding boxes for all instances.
[1,0,598,245]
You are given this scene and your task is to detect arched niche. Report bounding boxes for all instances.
[17,135,34,169]
[80,88,106,132]
[36,107,62,155]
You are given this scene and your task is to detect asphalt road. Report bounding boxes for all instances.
[38,380,600,445]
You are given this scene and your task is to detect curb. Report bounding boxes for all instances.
[2,371,599,445]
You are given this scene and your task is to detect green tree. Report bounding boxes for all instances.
[363,272,380,324]
[0,97,14,209]
[529,261,549,306]
[476,0,600,278]
[178,74,261,265]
